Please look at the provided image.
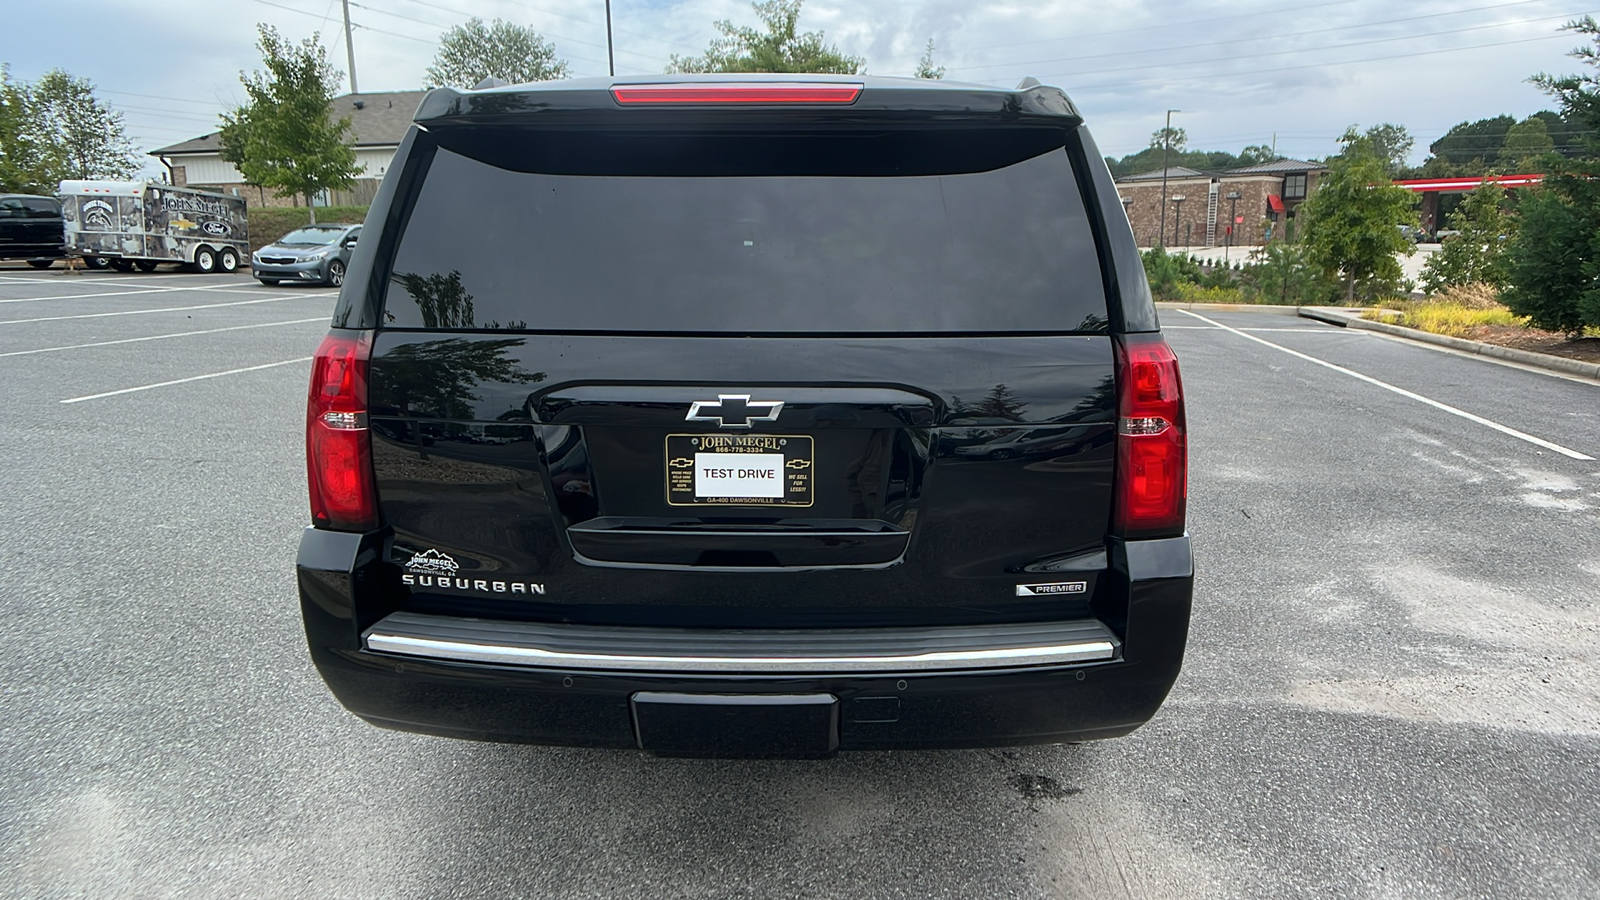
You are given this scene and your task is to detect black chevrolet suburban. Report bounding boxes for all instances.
[297,74,1191,756]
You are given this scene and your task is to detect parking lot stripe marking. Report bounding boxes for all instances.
[1164,325,1359,333]
[0,317,327,359]
[0,294,333,326]
[59,356,314,404]
[1176,308,1597,461]
[0,283,332,305]
[0,285,179,304]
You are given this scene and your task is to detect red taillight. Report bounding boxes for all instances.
[1113,334,1186,538]
[307,332,377,532]
[610,83,862,105]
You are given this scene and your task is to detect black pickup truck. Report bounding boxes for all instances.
[0,193,65,266]
[296,74,1192,756]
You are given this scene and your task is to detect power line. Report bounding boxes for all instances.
[947,0,1556,73]
[389,0,675,49]
[970,7,1591,78]
[1058,28,1576,94]
[875,0,1444,62]
[346,0,667,63]
[99,89,223,107]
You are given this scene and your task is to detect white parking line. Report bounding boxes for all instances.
[0,282,323,305]
[59,356,314,404]
[0,317,327,359]
[0,285,175,304]
[0,293,334,326]
[1165,325,1358,333]
[0,272,224,286]
[1176,308,1596,461]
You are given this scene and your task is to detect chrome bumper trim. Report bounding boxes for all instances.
[363,613,1119,674]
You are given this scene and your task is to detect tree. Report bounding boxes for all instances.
[1499,18,1600,333]
[1298,128,1417,302]
[1362,123,1414,176]
[425,17,568,88]
[1418,182,1515,294]
[1500,179,1600,333]
[219,26,359,224]
[668,0,863,74]
[0,66,48,193]
[914,39,944,80]
[1239,144,1282,166]
[1149,126,1187,153]
[3,68,139,186]
[1498,116,1555,169]
[1532,16,1600,153]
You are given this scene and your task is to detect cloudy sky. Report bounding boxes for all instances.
[3,0,1593,174]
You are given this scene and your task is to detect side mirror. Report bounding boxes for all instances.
[343,236,358,248]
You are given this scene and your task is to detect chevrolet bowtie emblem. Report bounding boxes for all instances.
[785,459,811,469]
[669,457,693,468]
[686,394,784,429]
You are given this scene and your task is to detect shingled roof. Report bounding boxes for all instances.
[1226,158,1328,175]
[151,91,427,156]
[1117,166,1213,182]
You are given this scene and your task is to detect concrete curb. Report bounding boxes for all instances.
[1154,302,1300,316]
[1296,307,1600,380]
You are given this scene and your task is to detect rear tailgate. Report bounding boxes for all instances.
[362,87,1120,628]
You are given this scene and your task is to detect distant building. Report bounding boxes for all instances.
[150,91,426,209]
[1114,159,1329,249]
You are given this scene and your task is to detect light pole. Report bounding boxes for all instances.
[605,0,615,76]
[1170,195,1186,249]
[1224,191,1241,262]
[1157,108,1180,249]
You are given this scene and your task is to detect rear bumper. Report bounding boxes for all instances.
[297,528,1192,752]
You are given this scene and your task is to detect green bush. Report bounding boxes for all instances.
[1140,247,1204,301]
[1419,183,1514,295]
[1500,182,1600,334]
[1174,282,1248,304]
[247,205,369,253]
[1239,243,1341,306]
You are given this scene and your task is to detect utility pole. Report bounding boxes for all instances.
[605,0,616,76]
[1171,195,1186,249]
[341,0,359,94]
[1157,109,1180,249]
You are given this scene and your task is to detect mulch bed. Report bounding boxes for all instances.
[1458,325,1600,365]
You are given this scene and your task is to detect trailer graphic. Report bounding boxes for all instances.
[59,181,248,273]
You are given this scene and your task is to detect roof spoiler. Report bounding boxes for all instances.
[413,75,1083,127]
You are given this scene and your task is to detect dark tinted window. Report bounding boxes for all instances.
[21,198,60,217]
[383,142,1107,333]
[280,226,346,244]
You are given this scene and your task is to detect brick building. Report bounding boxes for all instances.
[150,91,425,209]
[1114,159,1327,249]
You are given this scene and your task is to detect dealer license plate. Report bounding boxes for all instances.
[666,434,814,507]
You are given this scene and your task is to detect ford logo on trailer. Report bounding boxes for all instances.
[202,221,230,236]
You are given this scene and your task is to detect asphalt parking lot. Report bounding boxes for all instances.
[1,267,1597,899]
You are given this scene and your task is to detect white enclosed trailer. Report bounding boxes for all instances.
[58,181,248,273]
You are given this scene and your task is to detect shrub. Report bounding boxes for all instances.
[1239,243,1340,306]
[1500,182,1599,335]
[1140,246,1204,301]
[1365,296,1527,337]
[1419,182,1514,295]
[1432,282,1503,310]
[1174,282,1248,304]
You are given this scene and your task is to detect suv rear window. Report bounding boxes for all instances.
[381,138,1108,333]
